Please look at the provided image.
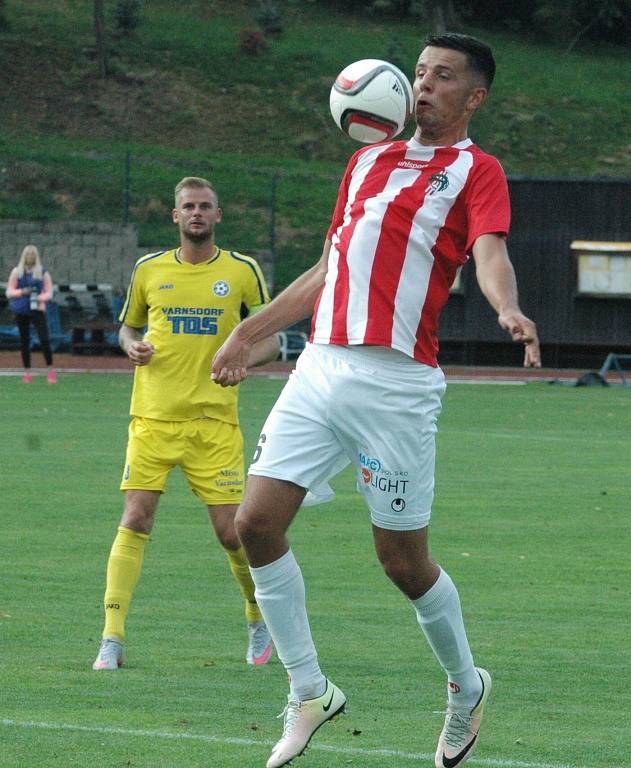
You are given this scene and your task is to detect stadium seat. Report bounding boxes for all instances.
[278,328,308,361]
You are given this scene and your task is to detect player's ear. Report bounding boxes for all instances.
[172,208,179,224]
[467,87,487,114]
[216,207,223,223]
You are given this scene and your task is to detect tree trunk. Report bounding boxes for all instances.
[431,0,460,33]
[94,0,107,78]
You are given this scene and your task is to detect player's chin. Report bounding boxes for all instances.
[185,229,211,243]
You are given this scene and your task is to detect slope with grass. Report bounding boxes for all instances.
[1,0,630,286]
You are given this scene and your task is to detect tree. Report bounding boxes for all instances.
[0,0,9,29]
[428,0,461,32]
[115,0,144,35]
[94,0,108,78]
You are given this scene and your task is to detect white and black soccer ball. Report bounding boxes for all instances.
[329,59,414,144]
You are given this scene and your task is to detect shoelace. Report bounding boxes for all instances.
[434,710,474,749]
[99,640,120,663]
[276,700,301,737]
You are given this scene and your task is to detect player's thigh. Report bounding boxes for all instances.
[120,417,181,493]
[181,418,245,506]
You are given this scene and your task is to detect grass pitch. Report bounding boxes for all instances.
[1,372,629,767]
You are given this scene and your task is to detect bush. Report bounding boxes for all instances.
[238,29,268,55]
[115,0,143,34]
[255,0,284,37]
[0,0,9,30]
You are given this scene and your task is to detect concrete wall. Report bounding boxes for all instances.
[0,220,274,293]
[0,220,144,290]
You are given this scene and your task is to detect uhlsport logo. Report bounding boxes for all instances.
[426,171,449,195]
[397,159,427,171]
[213,280,230,297]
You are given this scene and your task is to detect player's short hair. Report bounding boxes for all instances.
[174,177,219,206]
[424,33,496,90]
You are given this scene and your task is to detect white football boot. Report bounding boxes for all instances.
[266,680,346,768]
[435,667,492,768]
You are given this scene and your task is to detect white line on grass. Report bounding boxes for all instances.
[1,718,579,768]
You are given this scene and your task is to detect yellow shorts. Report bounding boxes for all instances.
[120,416,245,505]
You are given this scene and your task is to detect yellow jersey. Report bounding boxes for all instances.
[119,246,270,423]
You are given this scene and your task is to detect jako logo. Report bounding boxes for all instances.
[106,603,120,610]
[448,681,461,693]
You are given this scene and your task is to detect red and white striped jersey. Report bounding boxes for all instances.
[311,137,510,366]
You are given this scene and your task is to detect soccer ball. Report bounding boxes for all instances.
[329,59,414,144]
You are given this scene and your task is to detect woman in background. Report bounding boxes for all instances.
[5,244,57,383]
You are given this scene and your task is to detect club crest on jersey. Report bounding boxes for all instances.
[426,171,449,195]
[213,280,230,297]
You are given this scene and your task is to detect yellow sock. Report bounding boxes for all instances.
[223,545,262,623]
[102,526,149,641]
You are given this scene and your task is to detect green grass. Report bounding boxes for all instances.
[1,373,630,766]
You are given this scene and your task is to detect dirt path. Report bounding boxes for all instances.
[0,350,595,383]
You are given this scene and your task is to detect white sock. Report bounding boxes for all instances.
[412,568,482,708]
[249,549,326,701]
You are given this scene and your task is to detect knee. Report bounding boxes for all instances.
[378,551,437,599]
[216,528,240,551]
[234,504,256,545]
[120,510,152,534]
[380,556,417,594]
[121,495,156,535]
[234,503,269,546]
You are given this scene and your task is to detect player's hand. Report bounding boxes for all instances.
[212,330,251,387]
[498,311,541,368]
[127,340,155,366]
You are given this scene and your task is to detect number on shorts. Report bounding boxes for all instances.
[252,433,266,464]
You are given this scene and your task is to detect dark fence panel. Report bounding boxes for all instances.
[439,177,631,367]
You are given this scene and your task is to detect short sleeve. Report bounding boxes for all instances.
[464,155,511,253]
[118,262,148,327]
[240,255,271,315]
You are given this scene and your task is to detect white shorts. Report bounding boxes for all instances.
[248,343,446,530]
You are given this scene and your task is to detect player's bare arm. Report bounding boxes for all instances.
[119,323,155,366]
[472,233,541,367]
[212,241,331,386]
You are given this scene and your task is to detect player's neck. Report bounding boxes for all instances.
[413,124,469,147]
[178,240,217,264]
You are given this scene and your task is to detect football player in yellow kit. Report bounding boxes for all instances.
[93,177,279,670]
